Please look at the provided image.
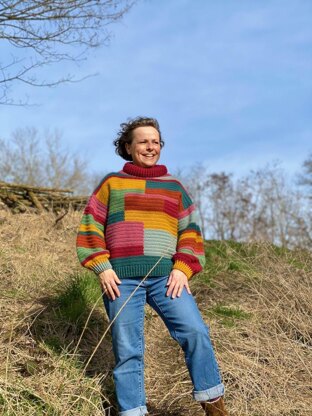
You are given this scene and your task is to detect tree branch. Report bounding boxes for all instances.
[0,0,135,104]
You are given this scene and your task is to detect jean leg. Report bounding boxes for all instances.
[103,279,148,415]
[146,276,225,401]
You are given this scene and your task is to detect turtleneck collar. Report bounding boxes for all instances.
[122,162,168,178]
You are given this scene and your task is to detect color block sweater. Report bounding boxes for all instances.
[76,162,205,279]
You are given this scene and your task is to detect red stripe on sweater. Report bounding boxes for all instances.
[110,246,144,258]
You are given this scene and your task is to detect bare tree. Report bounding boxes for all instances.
[0,0,133,104]
[298,153,312,196]
[206,172,234,241]
[178,162,311,249]
[45,130,92,193]
[0,127,44,184]
[244,163,305,247]
[0,127,94,194]
[296,153,312,246]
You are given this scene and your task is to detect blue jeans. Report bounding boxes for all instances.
[103,275,225,416]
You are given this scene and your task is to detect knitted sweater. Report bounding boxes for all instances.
[76,162,205,279]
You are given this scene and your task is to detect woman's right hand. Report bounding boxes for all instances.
[98,269,122,300]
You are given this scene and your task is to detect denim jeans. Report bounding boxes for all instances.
[103,275,225,416]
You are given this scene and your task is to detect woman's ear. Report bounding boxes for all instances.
[125,143,131,154]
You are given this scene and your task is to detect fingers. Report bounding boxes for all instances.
[99,269,121,300]
[105,281,121,300]
[166,270,191,299]
[172,280,180,299]
[113,272,122,285]
[166,278,182,298]
[166,274,172,286]
[185,280,191,295]
[103,284,118,300]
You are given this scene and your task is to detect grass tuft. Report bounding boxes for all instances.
[56,271,102,325]
[208,304,252,327]
[211,304,252,320]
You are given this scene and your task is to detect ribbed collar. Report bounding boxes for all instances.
[122,162,168,178]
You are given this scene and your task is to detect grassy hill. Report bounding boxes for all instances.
[0,211,311,415]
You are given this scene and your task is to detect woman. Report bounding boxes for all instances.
[76,117,228,416]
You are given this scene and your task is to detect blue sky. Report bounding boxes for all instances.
[1,0,311,179]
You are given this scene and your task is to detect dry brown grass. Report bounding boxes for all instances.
[0,211,107,415]
[0,210,311,415]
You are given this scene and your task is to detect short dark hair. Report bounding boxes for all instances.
[113,116,165,161]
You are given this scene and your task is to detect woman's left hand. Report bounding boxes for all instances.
[166,269,191,298]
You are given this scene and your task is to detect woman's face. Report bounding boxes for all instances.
[125,126,161,168]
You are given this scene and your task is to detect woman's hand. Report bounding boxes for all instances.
[166,269,191,298]
[98,269,122,300]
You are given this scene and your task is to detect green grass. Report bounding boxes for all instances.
[206,304,252,327]
[212,304,251,319]
[271,245,290,257]
[198,240,258,284]
[287,258,306,269]
[18,389,57,415]
[31,271,106,358]
[200,239,312,284]
[0,385,58,415]
[271,244,310,270]
[14,245,28,254]
[40,336,63,354]
[2,288,22,299]
[56,271,102,325]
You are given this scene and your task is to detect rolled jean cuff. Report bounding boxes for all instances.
[193,383,225,402]
[119,405,148,416]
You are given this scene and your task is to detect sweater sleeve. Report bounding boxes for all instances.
[76,177,112,274]
[172,186,206,279]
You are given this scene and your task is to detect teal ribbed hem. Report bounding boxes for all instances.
[111,257,173,279]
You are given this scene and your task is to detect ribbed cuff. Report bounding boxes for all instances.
[173,260,193,279]
[90,261,113,275]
